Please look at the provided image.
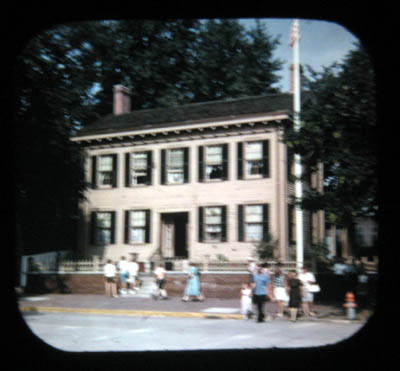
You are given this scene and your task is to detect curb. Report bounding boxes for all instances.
[19,305,367,323]
[19,306,243,320]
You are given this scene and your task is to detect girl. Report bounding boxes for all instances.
[241,283,253,319]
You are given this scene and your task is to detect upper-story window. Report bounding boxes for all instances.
[161,148,189,185]
[198,144,228,181]
[125,151,152,186]
[91,154,118,189]
[237,140,269,179]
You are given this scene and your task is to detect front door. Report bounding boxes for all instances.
[161,212,188,258]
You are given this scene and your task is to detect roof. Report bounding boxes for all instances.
[74,93,296,138]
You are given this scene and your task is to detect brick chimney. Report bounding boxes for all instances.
[113,85,131,115]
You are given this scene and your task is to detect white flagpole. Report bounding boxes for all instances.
[291,19,304,273]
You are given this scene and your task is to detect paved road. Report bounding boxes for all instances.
[22,311,365,352]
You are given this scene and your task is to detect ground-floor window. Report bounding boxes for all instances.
[198,206,227,242]
[238,204,269,242]
[90,211,115,245]
[125,210,151,244]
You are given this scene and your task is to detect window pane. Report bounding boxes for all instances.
[205,207,222,224]
[97,229,111,245]
[99,156,113,171]
[246,205,263,222]
[97,213,111,228]
[246,224,263,241]
[206,145,222,163]
[131,228,145,243]
[131,211,146,227]
[206,165,223,179]
[245,142,262,160]
[168,149,184,167]
[167,170,184,183]
[245,160,263,175]
[131,152,147,169]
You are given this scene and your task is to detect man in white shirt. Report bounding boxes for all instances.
[127,257,140,294]
[117,256,129,295]
[153,264,168,299]
[299,266,317,317]
[103,260,118,298]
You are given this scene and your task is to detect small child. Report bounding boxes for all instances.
[241,283,253,320]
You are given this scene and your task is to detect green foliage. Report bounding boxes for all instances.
[14,19,284,255]
[282,45,377,222]
[253,233,279,261]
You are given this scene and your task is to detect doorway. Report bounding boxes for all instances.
[160,212,188,259]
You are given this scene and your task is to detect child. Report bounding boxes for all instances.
[241,283,253,320]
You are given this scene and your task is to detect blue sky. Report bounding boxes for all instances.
[238,18,359,92]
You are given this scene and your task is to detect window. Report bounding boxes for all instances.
[198,144,228,181]
[125,151,152,186]
[90,211,115,245]
[238,204,269,242]
[125,210,151,244]
[198,206,227,242]
[237,140,269,179]
[91,154,118,188]
[161,148,189,185]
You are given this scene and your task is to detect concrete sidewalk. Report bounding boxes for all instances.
[17,293,367,322]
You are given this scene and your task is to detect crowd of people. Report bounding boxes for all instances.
[103,256,372,322]
[243,259,319,323]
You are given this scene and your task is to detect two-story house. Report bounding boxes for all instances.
[71,85,324,267]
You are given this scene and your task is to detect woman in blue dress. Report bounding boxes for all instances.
[182,263,204,302]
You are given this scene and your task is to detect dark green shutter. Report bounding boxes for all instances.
[183,148,189,183]
[262,204,269,241]
[124,210,130,244]
[221,206,227,242]
[198,207,204,242]
[110,211,116,244]
[146,151,152,185]
[198,146,204,182]
[145,210,151,243]
[161,150,166,185]
[125,153,131,187]
[262,140,269,178]
[112,154,118,188]
[238,205,244,241]
[222,144,228,180]
[91,157,97,189]
[90,212,97,244]
[237,142,243,179]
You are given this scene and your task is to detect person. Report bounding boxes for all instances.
[251,264,275,323]
[182,262,204,302]
[356,262,369,312]
[103,259,118,298]
[240,283,253,320]
[153,264,168,300]
[299,265,317,318]
[127,256,140,294]
[117,256,129,295]
[287,270,303,322]
[272,263,289,317]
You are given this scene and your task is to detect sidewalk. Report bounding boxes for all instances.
[17,293,369,322]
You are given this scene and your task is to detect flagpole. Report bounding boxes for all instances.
[291,19,304,273]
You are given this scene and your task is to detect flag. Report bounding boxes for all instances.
[290,19,300,48]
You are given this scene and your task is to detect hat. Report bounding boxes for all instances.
[248,257,255,261]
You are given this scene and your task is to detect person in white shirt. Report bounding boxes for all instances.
[153,264,168,300]
[127,257,140,294]
[240,283,253,319]
[299,265,317,317]
[117,256,129,295]
[103,260,118,298]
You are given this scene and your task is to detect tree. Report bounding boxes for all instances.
[14,19,284,256]
[253,233,279,262]
[282,44,377,257]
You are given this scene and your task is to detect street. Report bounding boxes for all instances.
[22,311,365,352]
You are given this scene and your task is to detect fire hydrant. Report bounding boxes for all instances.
[343,291,358,320]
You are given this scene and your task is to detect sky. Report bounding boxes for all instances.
[238,18,359,92]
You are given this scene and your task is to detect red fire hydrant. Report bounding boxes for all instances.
[343,291,358,320]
